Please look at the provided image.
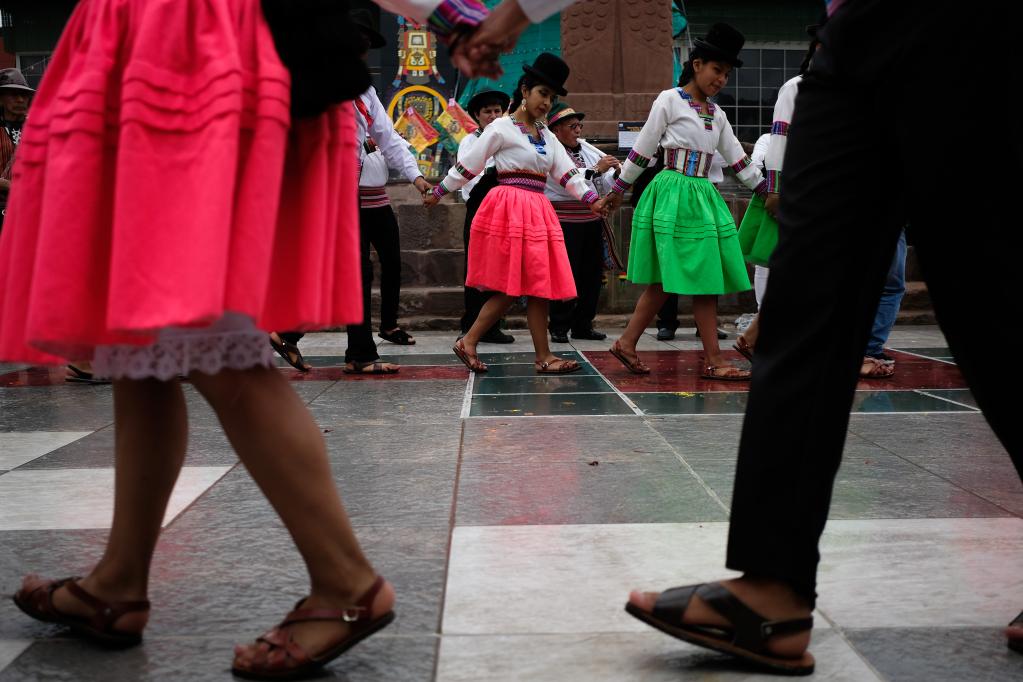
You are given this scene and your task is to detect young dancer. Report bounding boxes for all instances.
[0,0,497,679]
[424,53,610,374]
[606,24,765,380]
[458,89,515,344]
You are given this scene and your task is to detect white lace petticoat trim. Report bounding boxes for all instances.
[92,312,273,381]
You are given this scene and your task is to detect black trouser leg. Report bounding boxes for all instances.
[366,205,402,331]
[724,32,906,607]
[549,221,585,334]
[657,295,680,331]
[345,211,380,364]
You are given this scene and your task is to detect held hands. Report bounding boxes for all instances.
[422,190,440,208]
[450,33,504,79]
[764,192,780,219]
[591,196,614,217]
[414,177,433,195]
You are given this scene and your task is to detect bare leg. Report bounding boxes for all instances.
[188,366,393,663]
[742,314,761,349]
[618,284,669,354]
[525,297,559,364]
[461,293,513,357]
[39,378,189,634]
[693,295,732,367]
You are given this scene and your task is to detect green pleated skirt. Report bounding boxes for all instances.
[626,171,751,295]
[737,194,779,267]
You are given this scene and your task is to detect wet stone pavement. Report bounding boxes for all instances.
[0,325,1021,681]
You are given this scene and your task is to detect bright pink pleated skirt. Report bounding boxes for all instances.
[0,0,361,365]
[466,185,577,300]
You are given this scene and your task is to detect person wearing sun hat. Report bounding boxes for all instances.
[604,23,766,381]
[543,101,620,343]
[457,88,514,343]
[425,52,611,375]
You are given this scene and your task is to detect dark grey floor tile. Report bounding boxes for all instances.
[455,460,727,525]
[0,387,114,432]
[20,426,239,469]
[460,417,677,465]
[687,443,1011,519]
[849,413,1008,460]
[0,530,108,640]
[324,423,462,465]
[311,381,465,426]
[845,627,1023,682]
[146,521,447,637]
[645,414,746,460]
[0,634,436,682]
[905,455,1023,517]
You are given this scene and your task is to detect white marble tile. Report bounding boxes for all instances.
[0,466,230,530]
[437,629,880,682]
[816,517,1023,628]
[0,640,31,673]
[444,523,743,635]
[0,432,92,470]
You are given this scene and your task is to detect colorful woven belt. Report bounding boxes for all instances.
[497,170,546,193]
[664,148,714,178]
[358,186,390,209]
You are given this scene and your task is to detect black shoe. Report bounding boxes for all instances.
[550,330,570,343]
[656,328,676,341]
[571,328,607,341]
[695,328,729,340]
[479,328,515,344]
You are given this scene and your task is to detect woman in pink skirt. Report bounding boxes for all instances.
[425,53,610,374]
[0,0,492,678]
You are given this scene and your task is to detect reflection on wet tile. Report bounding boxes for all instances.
[845,627,1023,681]
[460,417,674,465]
[916,388,978,408]
[0,467,230,530]
[478,351,583,365]
[629,392,748,415]
[22,427,239,469]
[456,461,726,525]
[0,388,115,431]
[437,629,880,682]
[474,375,612,395]
[0,432,92,470]
[816,518,1023,628]
[851,391,974,413]
[469,393,632,417]
[479,362,599,378]
[311,380,466,425]
[891,346,954,361]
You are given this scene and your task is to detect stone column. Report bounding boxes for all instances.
[560,0,674,139]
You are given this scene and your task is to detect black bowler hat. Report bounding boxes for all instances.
[466,90,511,121]
[350,9,386,49]
[522,52,570,97]
[693,23,745,68]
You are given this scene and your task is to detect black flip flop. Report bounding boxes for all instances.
[269,335,310,372]
[65,365,111,385]
[378,328,416,345]
[625,582,815,676]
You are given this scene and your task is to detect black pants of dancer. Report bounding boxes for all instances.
[549,219,604,335]
[657,295,680,331]
[460,172,502,334]
[345,204,402,364]
[725,0,1020,607]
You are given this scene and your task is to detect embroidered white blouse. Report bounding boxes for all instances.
[455,129,494,200]
[433,116,599,205]
[613,87,765,196]
[764,75,802,193]
[543,139,617,202]
[355,87,422,188]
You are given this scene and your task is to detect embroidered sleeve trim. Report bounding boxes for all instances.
[765,170,781,194]
[730,156,753,174]
[611,177,632,194]
[455,162,476,180]
[560,168,580,187]
[581,190,599,205]
[626,149,650,168]
[428,0,488,42]
[771,121,790,136]
[431,183,450,199]
[753,179,769,197]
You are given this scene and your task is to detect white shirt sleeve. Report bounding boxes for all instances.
[751,133,771,170]
[515,0,581,23]
[764,76,801,193]
[716,113,765,195]
[366,90,422,184]
[434,122,504,197]
[548,135,599,204]
[613,90,673,192]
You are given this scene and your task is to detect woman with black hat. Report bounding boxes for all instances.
[605,23,766,381]
[457,89,515,343]
[425,53,610,374]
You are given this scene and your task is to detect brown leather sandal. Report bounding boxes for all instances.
[12,575,149,647]
[609,342,650,374]
[453,340,488,373]
[701,364,751,381]
[536,358,581,375]
[231,576,395,680]
[732,335,754,363]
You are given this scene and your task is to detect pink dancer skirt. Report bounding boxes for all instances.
[466,185,577,300]
[0,0,361,368]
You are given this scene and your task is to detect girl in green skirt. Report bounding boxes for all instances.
[606,23,766,380]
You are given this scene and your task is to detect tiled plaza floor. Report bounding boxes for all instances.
[1,325,1021,681]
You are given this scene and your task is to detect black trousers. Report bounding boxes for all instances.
[345,204,402,363]
[725,0,1021,607]
[460,172,502,334]
[657,295,680,331]
[549,219,604,335]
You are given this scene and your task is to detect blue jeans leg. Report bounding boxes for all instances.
[865,229,907,357]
